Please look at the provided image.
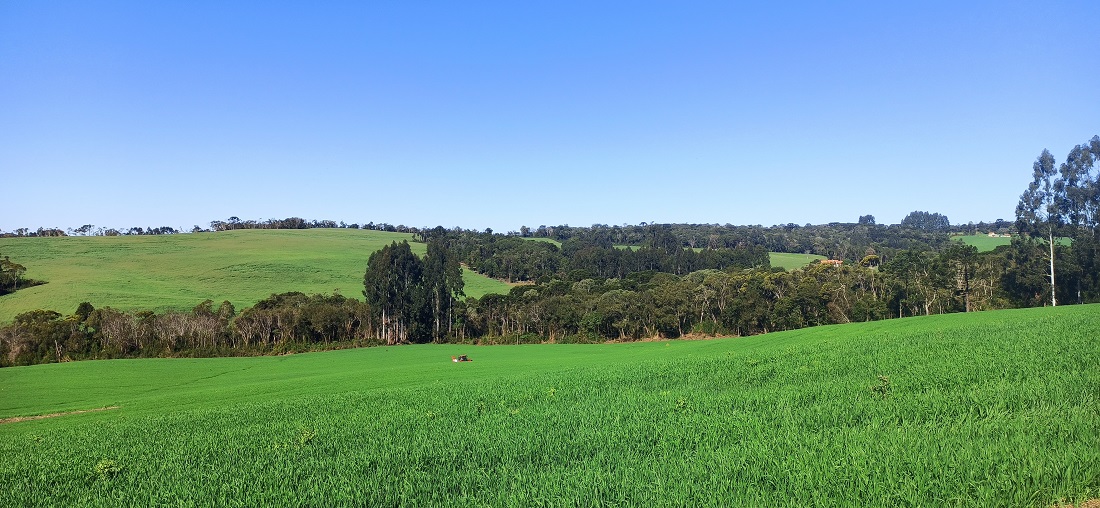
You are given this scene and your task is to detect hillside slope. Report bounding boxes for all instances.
[0,230,512,322]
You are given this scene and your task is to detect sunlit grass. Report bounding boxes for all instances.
[953,234,1012,252]
[769,251,826,270]
[2,305,1098,506]
[953,233,1071,253]
[0,230,511,322]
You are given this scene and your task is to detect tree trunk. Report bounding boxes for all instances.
[1049,228,1057,307]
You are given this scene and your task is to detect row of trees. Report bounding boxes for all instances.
[459,253,977,342]
[1,227,66,238]
[1,225,182,237]
[505,218,960,262]
[1,296,376,366]
[441,227,770,283]
[363,234,465,344]
[205,216,427,233]
[3,136,1097,366]
[0,236,1055,366]
[2,228,1096,367]
[1015,136,1100,307]
[1,217,426,237]
[899,211,951,232]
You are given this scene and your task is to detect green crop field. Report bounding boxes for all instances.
[954,234,1013,252]
[769,251,826,270]
[953,234,1073,253]
[2,305,1098,506]
[0,230,513,323]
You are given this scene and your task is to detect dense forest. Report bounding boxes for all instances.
[2,136,1098,367]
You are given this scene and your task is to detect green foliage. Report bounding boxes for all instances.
[901,211,951,231]
[0,254,30,294]
[1,305,1098,506]
[363,240,427,343]
[456,226,771,282]
[1013,136,1100,307]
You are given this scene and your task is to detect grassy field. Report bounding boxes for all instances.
[953,234,1012,252]
[2,305,1098,506]
[953,234,1073,253]
[769,252,827,270]
[0,230,513,323]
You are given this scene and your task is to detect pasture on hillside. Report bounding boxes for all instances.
[953,234,1012,252]
[953,234,1072,253]
[768,251,826,270]
[0,230,513,323]
[2,305,1098,506]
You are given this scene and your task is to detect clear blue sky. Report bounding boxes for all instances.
[2,1,1098,233]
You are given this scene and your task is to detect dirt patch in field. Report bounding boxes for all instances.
[1055,500,1100,508]
[0,406,120,424]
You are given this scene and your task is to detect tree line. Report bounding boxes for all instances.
[0,217,425,237]
[5,229,1095,367]
[440,225,770,283]
[506,219,958,261]
[3,212,993,268]
[2,136,1097,367]
[1015,136,1100,307]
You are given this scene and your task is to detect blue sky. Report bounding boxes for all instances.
[2,1,1098,233]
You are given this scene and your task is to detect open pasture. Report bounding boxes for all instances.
[953,234,1072,253]
[954,234,1012,252]
[769,251,827,270]
[0,230,512,322]
[2,305,1098,506]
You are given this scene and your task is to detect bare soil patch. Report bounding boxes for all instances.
[1055,500,1100,508]
[0,406,120,424]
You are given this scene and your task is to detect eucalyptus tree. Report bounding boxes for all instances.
[1016,149,1062,306]
[1057,136,1100,302]
[0,255,27,294]
[423,233,465,342]
[363,241,426,344]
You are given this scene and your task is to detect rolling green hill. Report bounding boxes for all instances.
[2,305,1098,506]
[0,230,513,323]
